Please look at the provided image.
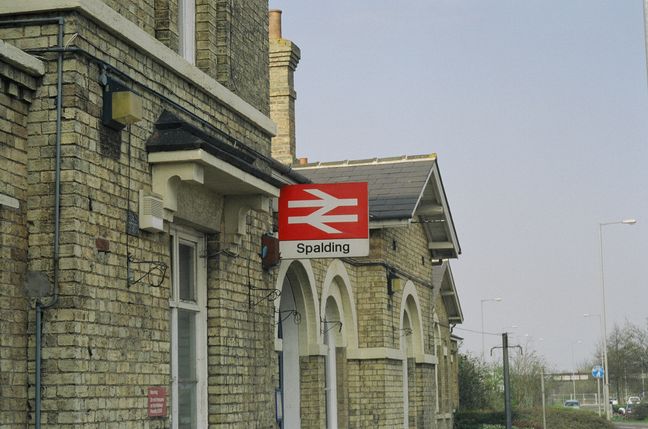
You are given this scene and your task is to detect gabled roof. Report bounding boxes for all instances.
[295,154,461,259]
[433,261,464,324]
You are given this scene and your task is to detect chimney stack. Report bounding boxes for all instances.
[269,10,300,165]
[269,9,282,39]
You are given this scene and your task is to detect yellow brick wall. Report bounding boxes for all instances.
[300,355,326,429]
[0,4,461,428]
[0,57,38,429]
[0,4,276,427]
[296,222,459,428]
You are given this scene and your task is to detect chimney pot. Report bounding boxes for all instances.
[269,9,282,39]
[298,157,308,165]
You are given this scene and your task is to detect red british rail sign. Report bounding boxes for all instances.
[279,182,369,259]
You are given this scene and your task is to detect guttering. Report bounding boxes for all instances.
[0,16,65,429]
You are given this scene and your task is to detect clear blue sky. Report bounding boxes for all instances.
[270,0,648,371]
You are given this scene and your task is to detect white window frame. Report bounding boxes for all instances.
[170,227,207,429]
[178,0,196,64]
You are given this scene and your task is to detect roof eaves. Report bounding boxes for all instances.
[295,153,437,170]
[434,158,462,255]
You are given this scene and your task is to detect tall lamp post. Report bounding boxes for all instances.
[584,313,604,416]
[571,339,582,400]
[599,218,637,419]
[481,297,502,358]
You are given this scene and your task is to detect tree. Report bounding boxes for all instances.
[458,352,499,409]
[509,348,548,409]
[603,320,648,402]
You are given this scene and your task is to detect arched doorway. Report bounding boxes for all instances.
[324,296,342,429]
[402,309,414,429]
[275,261,319,429]
[320,261,358,429]
[400,282,425,429]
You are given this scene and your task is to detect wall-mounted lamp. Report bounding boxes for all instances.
[387,269,398,296]
[102,76,143,130]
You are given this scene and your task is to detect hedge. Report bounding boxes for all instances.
[454,408,615,429]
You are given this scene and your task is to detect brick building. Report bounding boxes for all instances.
[0,1,463,428]
[269,12,464,428]
[271,156,464,429]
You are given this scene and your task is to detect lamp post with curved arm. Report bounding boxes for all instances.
[481,297,502,359]
[599,219,637,420]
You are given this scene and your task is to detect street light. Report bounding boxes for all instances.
[584,313,604,416]
[571,339,582,400]
[599,218,637,420]
[481,297,502,358]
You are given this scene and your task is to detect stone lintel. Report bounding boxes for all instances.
[0,193,20,209]
[0,39,45,77]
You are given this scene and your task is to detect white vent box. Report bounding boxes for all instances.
[139,190,164,232]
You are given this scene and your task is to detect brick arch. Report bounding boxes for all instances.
[399,280,425,359]
[274,259,321,354]
[320,259,358,351]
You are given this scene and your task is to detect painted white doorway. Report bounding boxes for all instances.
[402,310,413,429]
[279,276,301,429]
[324,297,343,429]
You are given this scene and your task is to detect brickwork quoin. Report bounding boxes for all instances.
[0,47,43,429]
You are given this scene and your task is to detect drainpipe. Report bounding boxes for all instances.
[37,16,64,429]
[0,15,65,428]
[34,304,43,427]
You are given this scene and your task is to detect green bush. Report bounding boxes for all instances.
[454,410,507,428]
[628,403,648,420]
[479,426,526,429]
[454,408,614,429]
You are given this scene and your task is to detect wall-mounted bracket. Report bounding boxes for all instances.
[248,283,281,309]
[275,309,301,326]
[151,162,204,219]
[223,195,268,248]
[127,254,168,288]
[321,319,343,334]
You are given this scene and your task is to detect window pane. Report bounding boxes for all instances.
[169,237,174,291]
[178,309,197,428]
[179,243,195,302]
[178,0,196,64]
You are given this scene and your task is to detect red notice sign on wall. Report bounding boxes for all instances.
[279,182,369,259]
[147,386,167,418]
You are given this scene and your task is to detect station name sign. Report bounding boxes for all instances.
[279,182,369,259]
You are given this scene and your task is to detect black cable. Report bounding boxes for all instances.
[452,326,501,337]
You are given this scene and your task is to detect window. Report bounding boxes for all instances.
[178,0,196,64]
[170,228,207,428]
